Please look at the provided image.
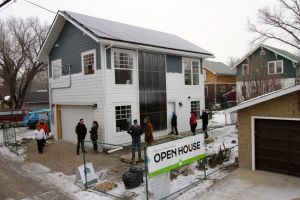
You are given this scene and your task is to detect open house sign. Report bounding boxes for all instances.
[146,134,205,178]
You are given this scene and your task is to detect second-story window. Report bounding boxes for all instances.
[114,50,134,84]
[268,60,283,75]
[242,64,249,76]
[82,50,96,75]
[184,58,200,85]
[52,59,62,79]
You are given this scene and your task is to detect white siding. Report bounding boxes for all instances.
[166,60,205,134]
[104,48,139,145]
[50,65,105,143]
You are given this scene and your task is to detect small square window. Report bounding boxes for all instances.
[268,61,275,74]
[242,64,249,76]
[219,85,225,92]
[276,60,283,74]
[52,59,62,79]
[114,50,134,84]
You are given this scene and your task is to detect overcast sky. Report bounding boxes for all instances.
[0,0,294,63]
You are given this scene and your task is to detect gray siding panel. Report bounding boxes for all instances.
[166,55,182,73]
[49,21,100,77]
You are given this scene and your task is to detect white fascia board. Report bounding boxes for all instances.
[232,45,261,69]
[204,67,216,75]
[58,11,100,43]
[224,84,300,113]
[261,44,299,64]
[98,38,214,59]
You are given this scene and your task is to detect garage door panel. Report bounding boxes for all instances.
[60,105,94,143]
[255,119,300,177]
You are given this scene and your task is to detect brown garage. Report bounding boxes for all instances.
[255,118,300,177]
[225,84,300,177]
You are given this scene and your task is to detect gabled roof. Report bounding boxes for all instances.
[38,11,213,61]
[233,44,300,68]
[224,84,300,113]
[204,60,236,76]
[24,92,49,103]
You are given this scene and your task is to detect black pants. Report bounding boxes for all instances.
[36,139,44,153]
[77,140,85,154]
[203,123,208,138]
[92,140,98,151]
[172,125,178,135]
[191,124,197,135]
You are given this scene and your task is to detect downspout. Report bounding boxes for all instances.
[102,43,113,144]
[49,64,72,136]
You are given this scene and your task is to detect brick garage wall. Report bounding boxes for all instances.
[238,91,300,169]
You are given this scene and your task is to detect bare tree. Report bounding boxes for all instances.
[236,52,283,102]
[0,17,48,108]
[248,0,300,51]
[227,56,241,68]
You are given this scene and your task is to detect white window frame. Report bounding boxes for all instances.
[81,49,97,75]
[51,59,62,80]
[219,85,225,92]
[115,104,132,133]
[242,64,249,76]
[268,60,283,75]
[183,58,200,85]
[112,48,135,85]
[191,100,201,119]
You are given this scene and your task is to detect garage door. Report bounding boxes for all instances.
[60,105,94,143]
[255,119,300,177]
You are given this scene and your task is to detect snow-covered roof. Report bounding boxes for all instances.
[224,84,300,113]
[204,60,236,76]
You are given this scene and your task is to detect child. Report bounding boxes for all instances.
[33,125,46,154]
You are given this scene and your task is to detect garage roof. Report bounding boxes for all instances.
[224,84,300,113]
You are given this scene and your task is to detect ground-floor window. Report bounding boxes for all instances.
[115,105,131,132]
[191,100,200,119]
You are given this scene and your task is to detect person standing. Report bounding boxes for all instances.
[189,112,197,135]
[36,119,49,146]
[33,125,46,154]
[89,121,99,154]
[144,116,153,146]
[200,109,209,139]
[127,119,143,164]
[171,112,178,135]
[75,119,87,155]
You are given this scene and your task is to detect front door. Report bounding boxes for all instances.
[167,102,176,134]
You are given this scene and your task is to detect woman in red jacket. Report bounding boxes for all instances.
[189,112,197,135]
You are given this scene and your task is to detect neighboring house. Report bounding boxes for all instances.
[234,44,300,103]
[37,11,213,145]
[24,91,49,111]
[225,84,300,177]
[203,60,236,108]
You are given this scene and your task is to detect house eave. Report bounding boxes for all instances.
[224,84,300,113]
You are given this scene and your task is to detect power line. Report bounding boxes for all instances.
[0,0,12,8]
[23,0,56,14]
[0,0,14,12]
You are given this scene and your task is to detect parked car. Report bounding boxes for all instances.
[0,109,29,128]
[23,109,50,129]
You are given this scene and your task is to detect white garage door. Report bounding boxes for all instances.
[60,105,94,143]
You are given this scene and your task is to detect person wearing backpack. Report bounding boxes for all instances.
[127,119,143,164]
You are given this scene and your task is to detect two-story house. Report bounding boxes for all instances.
[37,11,213,145]
[234,44,300,103]
[203,60,236,108]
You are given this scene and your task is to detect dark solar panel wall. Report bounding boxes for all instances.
[138,51,167,131]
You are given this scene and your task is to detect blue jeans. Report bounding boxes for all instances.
[131,138,141,159]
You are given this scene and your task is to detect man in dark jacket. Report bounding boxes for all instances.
[127,119,143,164]
[200,109,209,139]
[171,112,178,135]
[75,118,87,155]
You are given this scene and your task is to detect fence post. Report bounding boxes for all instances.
[83,140,88,189]
[14,126,18,155]
[204,157,207,180]
[144,146,149,200]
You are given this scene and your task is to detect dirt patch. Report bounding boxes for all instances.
[24,140,137,182]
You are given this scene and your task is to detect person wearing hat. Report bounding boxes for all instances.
[127,119,143,164]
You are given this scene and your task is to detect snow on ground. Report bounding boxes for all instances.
[0,111,238,200]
